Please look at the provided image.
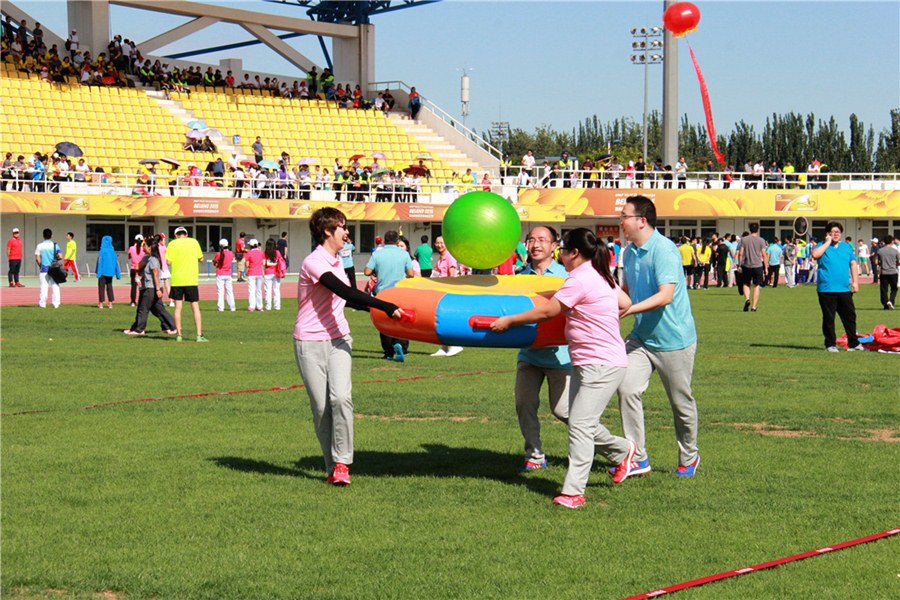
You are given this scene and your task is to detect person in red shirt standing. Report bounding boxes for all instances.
[7,227,24,287]
[235,231,247,282]
[244,238,264,311]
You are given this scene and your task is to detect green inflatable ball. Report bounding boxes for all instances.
[442,191,521,270]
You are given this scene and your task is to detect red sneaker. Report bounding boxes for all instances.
[328,463,351,486]
[16,282,24,287]
[611,440,636,484]
[552,494,586,509]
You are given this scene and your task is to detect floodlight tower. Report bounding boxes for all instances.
[630,26,664,162]
[460,68,471,128]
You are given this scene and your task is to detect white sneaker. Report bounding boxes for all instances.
[445,346,464,357]
[825,346,839,353]
[168,301,175,307]
[430,348,447,357]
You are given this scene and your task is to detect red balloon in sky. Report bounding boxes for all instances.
[663,2,701,37]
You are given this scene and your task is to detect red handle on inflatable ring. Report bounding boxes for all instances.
[469,315,499,330]
[398,310,416,323]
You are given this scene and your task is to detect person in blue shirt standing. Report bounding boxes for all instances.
[765,238,784,288]
[34,227,62,308]
[365,230,414,361]
[515,226,572,471]
[811,222,862,352]
[340,236,355,289]
[616,196,700,478]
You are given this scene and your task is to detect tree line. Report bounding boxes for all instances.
[491,109,900,173]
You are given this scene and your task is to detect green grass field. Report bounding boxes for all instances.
[1,283,897,599]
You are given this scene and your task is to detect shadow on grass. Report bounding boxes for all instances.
[748,343,821,351]
[211,443,571,498]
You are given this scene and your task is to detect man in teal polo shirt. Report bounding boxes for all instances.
[365,230,414,361]
[811,221,861,352]
[515,226,572,471]
[616,196,700,478]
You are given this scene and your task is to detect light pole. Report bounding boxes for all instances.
[630,26,664,162]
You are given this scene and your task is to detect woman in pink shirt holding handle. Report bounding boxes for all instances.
[491,228,635,509]
[296,208,407,486]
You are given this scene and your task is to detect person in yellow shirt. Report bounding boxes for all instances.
[460,168,476,191]
[678,236,697,289]
[696,238,713,289]
[64,231,80,281]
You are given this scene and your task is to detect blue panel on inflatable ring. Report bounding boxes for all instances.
[436,294,536,347]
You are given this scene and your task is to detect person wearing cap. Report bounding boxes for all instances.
[244,238,265,311]
[127,235,146,306]
[166,226,207,342]
[295,207,408,486]
[7,227,24,288]
[373,236,384,253]
[35,228,62,308]
[214,239,236,312]
[870,238,881,285]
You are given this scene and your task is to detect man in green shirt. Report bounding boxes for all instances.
[166,226,207,342]
[414,235,434,278]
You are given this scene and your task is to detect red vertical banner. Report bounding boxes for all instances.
[688,43,726,165]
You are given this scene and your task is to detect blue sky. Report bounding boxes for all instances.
[18,1,900,138]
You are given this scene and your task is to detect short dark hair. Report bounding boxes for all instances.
[826,221,843,233]
[625,195,657,227]
[383,230,399,244]
[67,232,74,238]
[43,228,52,240]
[281,231,287,237]
[309,207,346,245]
[749,223,760,234]
[421,235,429,243]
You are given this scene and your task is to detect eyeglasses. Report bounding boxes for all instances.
[526,237,554,244]
[620,214,643,220]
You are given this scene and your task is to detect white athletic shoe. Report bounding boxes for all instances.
[430,348,447,357]
[445,346,464,357]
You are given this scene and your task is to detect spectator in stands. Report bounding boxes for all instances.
[318,68,333,98]
[200,136,218,153]
[73,158,90,183]
[306,66,318,97]
[252,137,264,163]
[239,73,252,88]
[408,86,422,119]
[224,70,235,87]
[1,153,13,191]
[382,89,395,111]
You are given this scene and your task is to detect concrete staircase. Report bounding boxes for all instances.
[143,89,241,158]
[387,114,484,177]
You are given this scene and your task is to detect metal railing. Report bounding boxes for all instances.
[368,79,502,160]
[3,169,897,200]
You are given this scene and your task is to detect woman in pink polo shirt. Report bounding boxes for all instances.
[296,208,407,486]
[127,234,146,306]
[430,235,464,357]
[491,228,635,509]
[244,239,264,311]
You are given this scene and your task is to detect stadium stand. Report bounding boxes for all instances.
[1,63,453,186]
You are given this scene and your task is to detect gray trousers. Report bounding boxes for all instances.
[784,263,796,287]
[294,335,353,473]
[562,364,630,496]
[515,361,570,462]
[617,338,699,466]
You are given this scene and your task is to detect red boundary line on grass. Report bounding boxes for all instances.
[620,527,899,599]
[1,370,513,415]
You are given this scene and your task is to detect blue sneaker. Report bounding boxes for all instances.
[519,459,548,471]
[608,457,652,477]
[675,455,701,477]
[393,343,405,363]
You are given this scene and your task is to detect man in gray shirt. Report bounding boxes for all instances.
[735,223,768,312]
[875,236,899,309]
